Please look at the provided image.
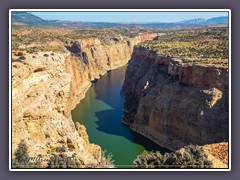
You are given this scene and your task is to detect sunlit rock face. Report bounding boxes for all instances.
[122,46,229,151]
[11,33,158,167]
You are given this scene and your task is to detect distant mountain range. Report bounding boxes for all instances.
[12,12,228,29]
[179,16,228,25]
[12,12,124,28]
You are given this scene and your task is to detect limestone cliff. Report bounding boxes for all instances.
[122,46,229,151]
[11,33,157,168]
[12,52,104,167]
[63,33,158,116]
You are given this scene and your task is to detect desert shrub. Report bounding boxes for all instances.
[100,150,115,167]
[27,49,35,54]
[50,147,56,153]
[47,148,115,168]
[12,140,42,168]
[85,149,115,168]
[56,145,66,153]
[43,54,49,57]
[18,55,26,60]
[133,144,213,169]
[47,153,83,168]
[211,151,217,156]
[16,52,23,56]
[182,59,192,63]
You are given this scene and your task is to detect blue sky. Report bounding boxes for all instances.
[30,11,228,23]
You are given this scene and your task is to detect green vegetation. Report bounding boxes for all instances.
[12,140,115,168]
[100,150,115,167]
[211,151,217,156]
[11,25,157,53]
[12,25,228,67]
[137,26,228,67]
[12,25,228,68]
[47,153,84,168]
[18,55,26,60]
[12,140,42,168]
[15,52,24,56]
[48,149,115,168]
[133,144,213,168]
[56,145,67,153]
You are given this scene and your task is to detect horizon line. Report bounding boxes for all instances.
[11,10,229,24]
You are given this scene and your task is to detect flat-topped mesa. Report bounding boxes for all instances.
[122,46,229,151]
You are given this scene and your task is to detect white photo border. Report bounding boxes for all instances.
[9,9,231,171]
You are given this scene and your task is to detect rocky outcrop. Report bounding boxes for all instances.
[122,46,229,151]
[203,142,228,168]
[12,33,158,168]
[12,52,103,167]
[63,33,158,114]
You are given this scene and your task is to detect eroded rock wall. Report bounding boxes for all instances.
[12,33,157,167]
[64,33,158,115]
[12,52,103,167]
[122,46,229,151]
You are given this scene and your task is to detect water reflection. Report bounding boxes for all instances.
[72,65,169,167]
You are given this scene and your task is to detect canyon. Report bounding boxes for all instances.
[11,25,229,168]
[121,46,229,152]
[11,32,158,167]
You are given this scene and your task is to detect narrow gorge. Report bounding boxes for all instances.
[122,46,228,151]
[12,32,159,167]
[11,12,229,169]
[11,26,229,169]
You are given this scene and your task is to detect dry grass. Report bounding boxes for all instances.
[138,26,228,67]
[12,26,157,53]
[203,142,228,165]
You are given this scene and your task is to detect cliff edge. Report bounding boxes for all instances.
[122,46,229,152]
[11,31,157,168]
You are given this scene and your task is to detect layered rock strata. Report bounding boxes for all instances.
[12,52,103,167]
[122,46,229,151]
[12,33,157,167]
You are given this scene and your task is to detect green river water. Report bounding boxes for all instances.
[71,65,168,168]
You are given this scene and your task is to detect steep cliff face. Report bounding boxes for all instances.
[12,52,103,167]
[12,33,157,167]
[63,33,158,115]
[122,46,229,151]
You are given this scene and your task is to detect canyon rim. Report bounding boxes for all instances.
[10,10,230,171]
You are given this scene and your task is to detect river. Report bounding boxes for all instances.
[71,65,169,168]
